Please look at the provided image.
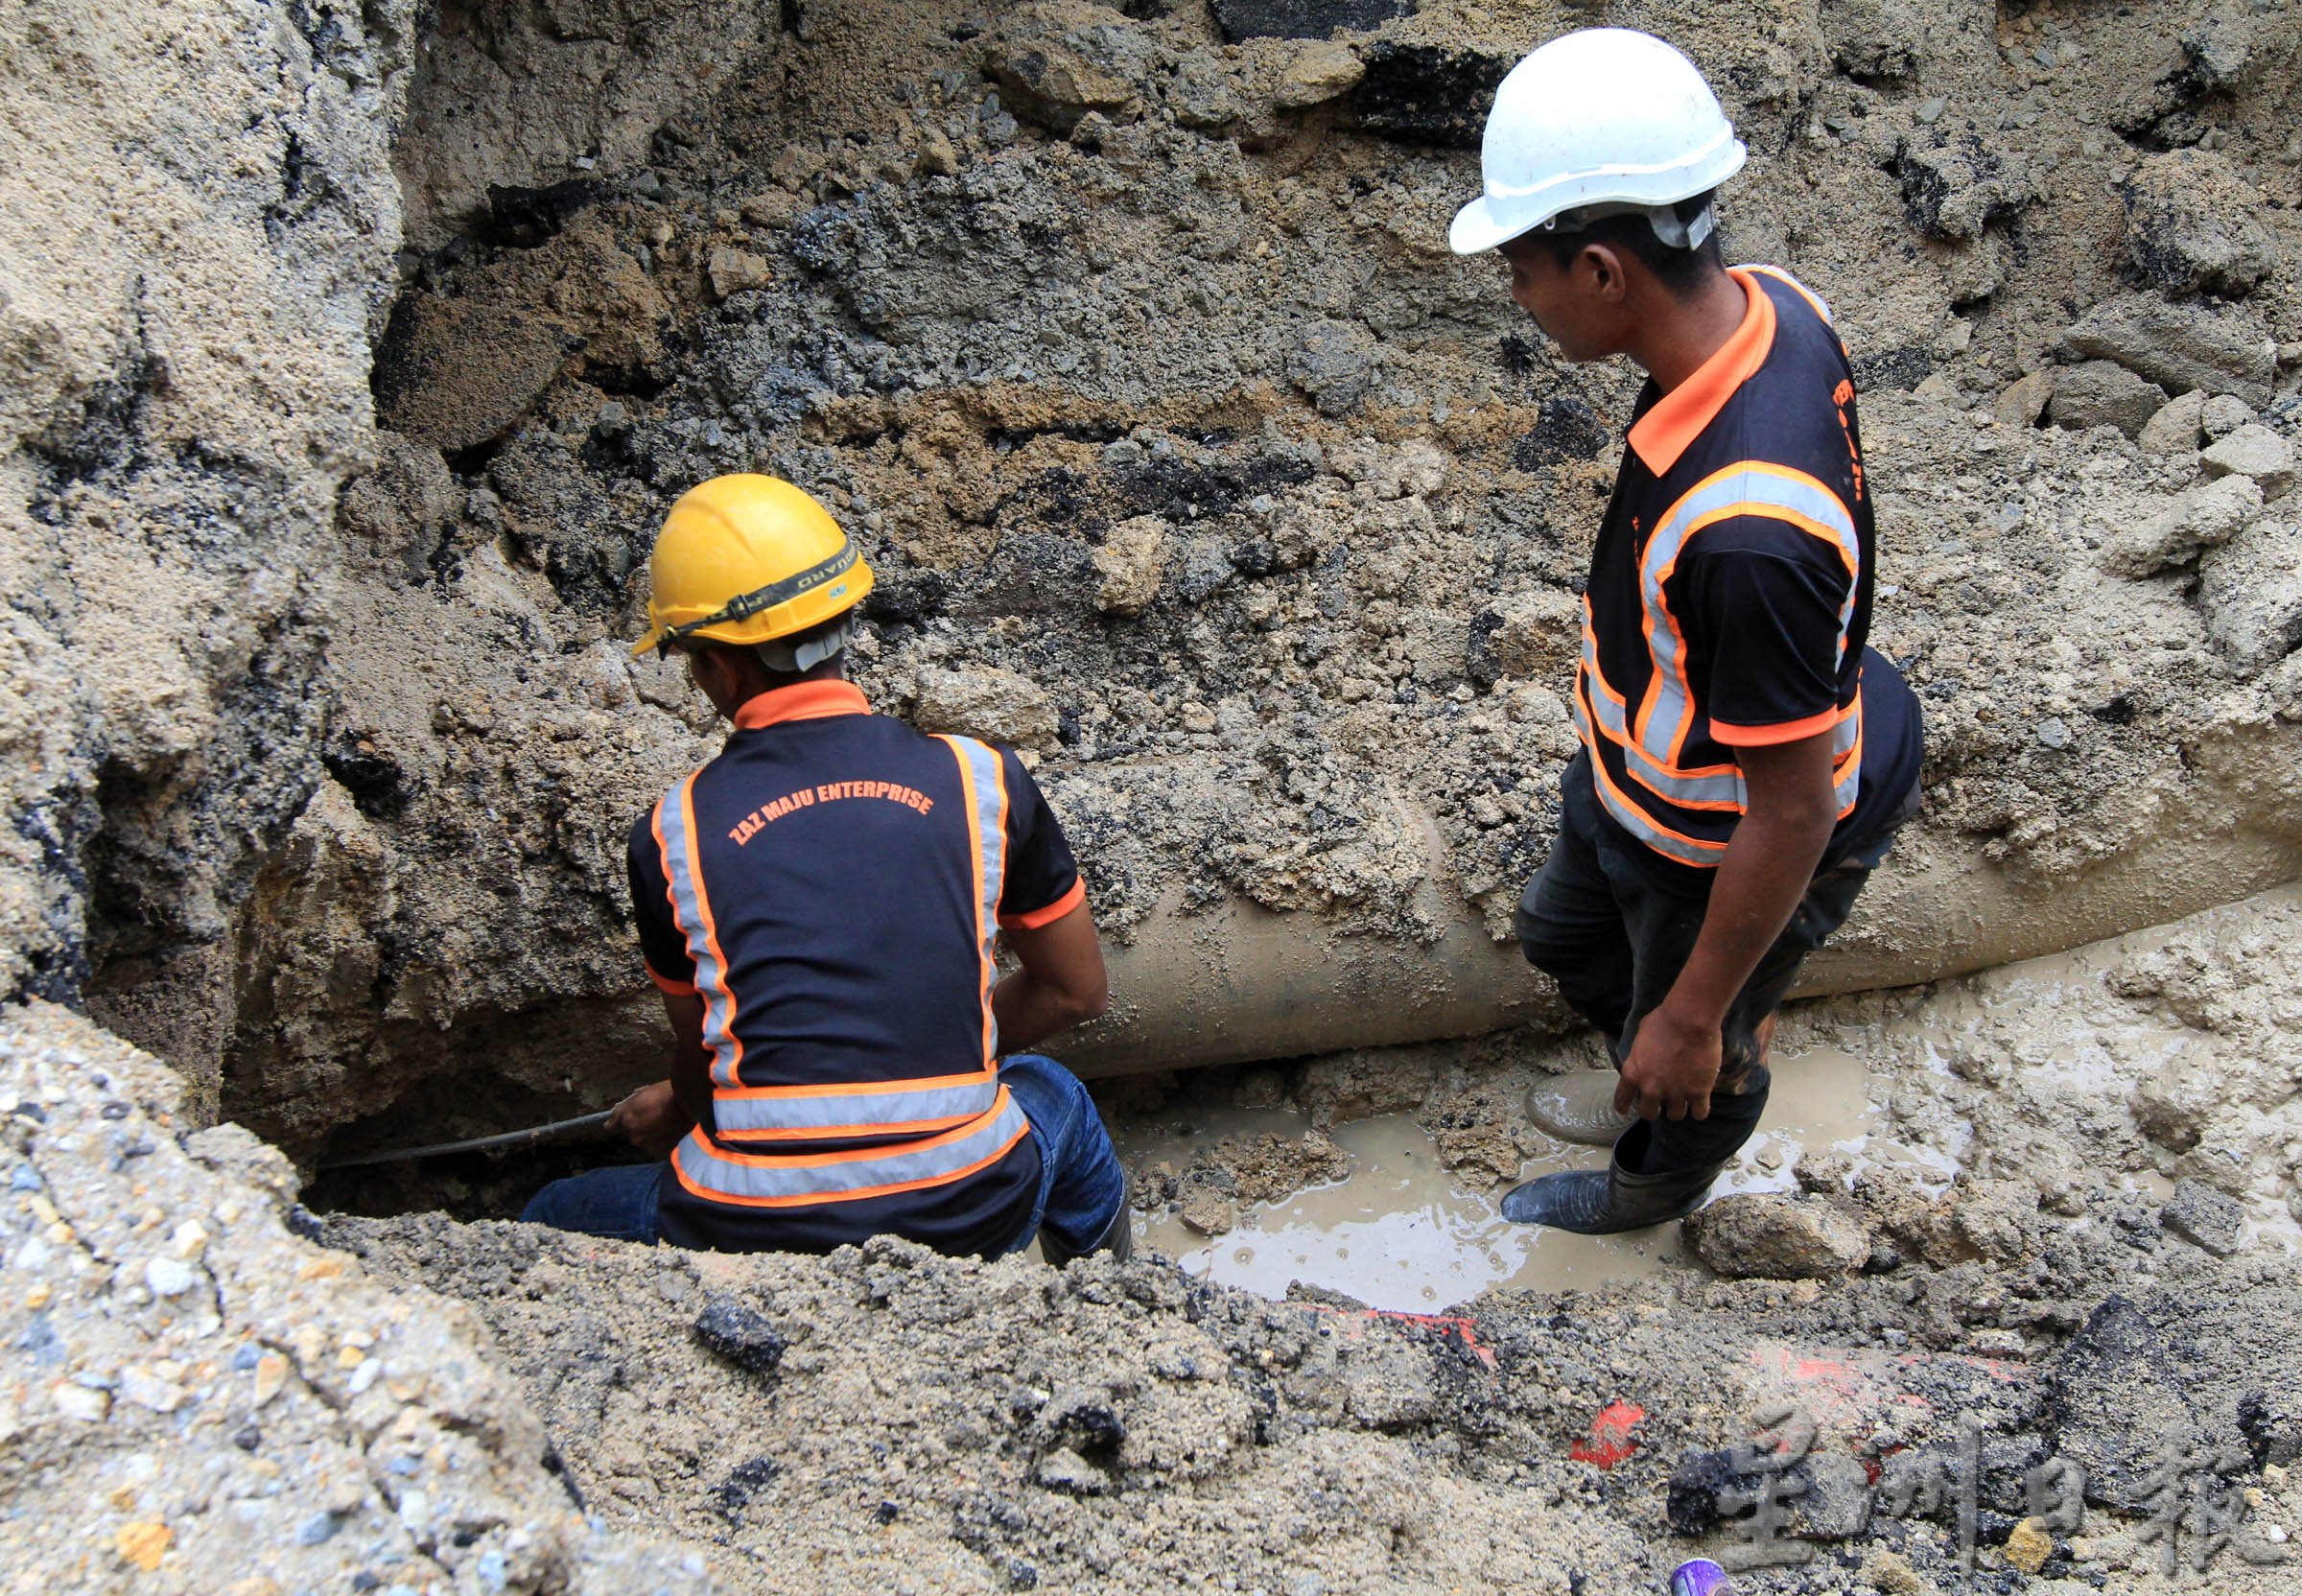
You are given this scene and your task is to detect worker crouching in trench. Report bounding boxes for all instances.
[522,475,1132,1265]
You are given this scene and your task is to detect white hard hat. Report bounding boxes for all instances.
[1448,29,1747,256]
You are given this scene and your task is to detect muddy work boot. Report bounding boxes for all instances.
[1039,1179,1135,1267]
[1525,1069,1636,1146]
[1500,1126,1723,1235]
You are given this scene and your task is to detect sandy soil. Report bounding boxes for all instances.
[309,887,2302,1594]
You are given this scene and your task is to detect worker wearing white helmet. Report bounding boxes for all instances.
[1452,30,1924,1232]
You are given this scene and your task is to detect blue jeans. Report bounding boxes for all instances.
[520,1055,1126,1256]
[521,1160,663,1242]
[997,1053,1129,1256]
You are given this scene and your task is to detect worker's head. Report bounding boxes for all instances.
[633,474,875,716]
[1451,29,1743,355]
[1496,195,1726,361]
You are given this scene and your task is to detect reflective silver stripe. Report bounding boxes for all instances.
[1578,673,1865,868]
[1580,734,1725,868]
[673,1090,1030,1204]
[657,775,742,1089]
[940,735,1008,1064]
[1580,634,1746,808]
[713,1074,999,1137]
[1636,466,1859,773]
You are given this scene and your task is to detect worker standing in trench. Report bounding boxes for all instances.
[1447,30,1925,1232]
[520,474,1133,1264]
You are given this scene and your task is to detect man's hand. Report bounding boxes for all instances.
[1615,1001,1723,1121]
[609,1079,693,1158]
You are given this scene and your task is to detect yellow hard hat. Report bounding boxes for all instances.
[631,474,875,658]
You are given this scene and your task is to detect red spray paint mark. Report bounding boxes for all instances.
[1569,1400,1647,1468]
[1298,1303,1500,1371]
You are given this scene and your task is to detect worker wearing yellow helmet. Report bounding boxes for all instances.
[524,474,1133,1264]
[1455,31,1924,1232]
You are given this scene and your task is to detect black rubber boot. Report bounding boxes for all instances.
[1040,1178,1134,1267]
[1499,1125,1723,1234]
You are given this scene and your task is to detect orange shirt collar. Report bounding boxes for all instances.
[1626,268,1776,478]
[732,678,871,731]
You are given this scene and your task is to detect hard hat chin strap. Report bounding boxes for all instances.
[1539,200,1717,251]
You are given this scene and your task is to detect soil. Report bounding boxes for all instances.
[6,0,2302,1591]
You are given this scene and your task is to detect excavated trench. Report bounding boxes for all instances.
[12,0,2302,1590]
[139,0,2297,1188]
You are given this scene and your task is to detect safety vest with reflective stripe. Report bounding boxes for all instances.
[1572,266,1887,871]
[646,730,1023,1205]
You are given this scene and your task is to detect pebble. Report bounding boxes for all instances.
[120,1365,188,1413]
[52,1381,110,1422]
[145,1256,198,1297]
[2036,717,2071,750]
[1915,97,1947,124]
[252,1352,289,1406]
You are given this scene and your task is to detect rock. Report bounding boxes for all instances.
[2045,361,2164,437]
[2161,1178,2245,1257]
[912,666,1061,751]
[693,1298,787,1378]
[2003,1516,2054,1574]
[1950,1179,2040,1264]
[2137,390,2207,457]
[1891,124,2033,241]
[1287,318,1378,416]
[1166,51,1243,129]
[1034,1445,1112,1495]
[980,18,1148,134]
[372,296,569,453]
[2122,150,2278,298]
[1351,41,1511,148]
[706,246,773,300]
[145,1256,199,1297]
[1858,1546,1933,1594]
[2202,393,2257,438]
[1683,1194,1872,1279]
[1178,1190,1237,1236]
[2102,475,2263,576]
[1991,369,2055,430]
[1274,42,1365,108]
[2200,425,2296,499]
[119,1365,187,1413]
[2198,517,2302,674]
[2062,292,2275,407]
[1092,516,1169,616]
[1824,0,1922,82]
[2044,1294,2196,1510]
[2113,15,2259,141]
[51,1382,110,1423]
[1211,0,1411,41]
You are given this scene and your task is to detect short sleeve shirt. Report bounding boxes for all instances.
[625,679,1086,1256]
[1571,266,1922,892]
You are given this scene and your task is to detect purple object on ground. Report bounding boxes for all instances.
[1668,1560,1731,1596]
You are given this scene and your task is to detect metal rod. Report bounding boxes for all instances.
[317,1110,618,1169]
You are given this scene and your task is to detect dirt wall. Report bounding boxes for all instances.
[4,0,2300,1161]
[253,0,2302,1158]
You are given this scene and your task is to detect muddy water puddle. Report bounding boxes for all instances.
[1118,1042,1939,1311]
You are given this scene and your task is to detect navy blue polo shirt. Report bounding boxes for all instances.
[627,679,1086,1256]
[1571,265,1922,892]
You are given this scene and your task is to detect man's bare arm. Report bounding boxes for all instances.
[1615,731,1839,1121]
[993,901,1109,1054]
[607,993,711,1156]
